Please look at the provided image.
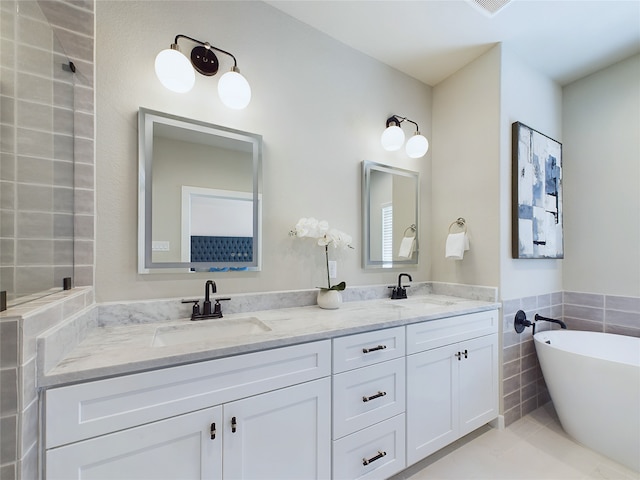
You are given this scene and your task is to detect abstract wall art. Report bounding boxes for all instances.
[512,122,563,259]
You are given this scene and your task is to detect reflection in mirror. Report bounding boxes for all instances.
[138,108,262,273]
[362,161,419,269]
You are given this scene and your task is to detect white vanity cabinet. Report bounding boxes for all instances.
[45,341,331,480]
[406,310,499,466]
[332,327,407,480]
[44,305,500,480]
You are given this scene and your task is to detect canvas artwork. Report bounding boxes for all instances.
[512,122,563,259]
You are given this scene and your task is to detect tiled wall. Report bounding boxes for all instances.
[0,1,95,478]
[501,292,562,426]
[501,291,640,427]
[563,291,640,337]
[0,288,94,480]
[0,0,94,303]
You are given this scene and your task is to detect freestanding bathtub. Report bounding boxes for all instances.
[534,330,640,472]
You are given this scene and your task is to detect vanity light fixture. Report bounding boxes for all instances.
[381,115,429,158]
[155,34,251,110]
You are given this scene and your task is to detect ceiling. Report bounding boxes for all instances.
[266,0,640,86]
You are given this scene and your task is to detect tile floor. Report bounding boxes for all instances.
[392,403,639,480]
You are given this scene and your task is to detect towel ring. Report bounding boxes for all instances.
[403,224,417,238]
[448,217,467,233]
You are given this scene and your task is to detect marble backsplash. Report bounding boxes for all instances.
[95,281,498,327]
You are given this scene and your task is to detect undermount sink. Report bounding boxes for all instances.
[152,317,271,347]
[389,297,456,308]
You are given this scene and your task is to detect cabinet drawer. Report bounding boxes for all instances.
[333,414,406,480]
[333,327,405,373]
[46,340,330,448]
[333,357,405,439]
[406,310,498,354]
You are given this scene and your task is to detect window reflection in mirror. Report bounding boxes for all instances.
[138,108,262,273]
[362,161,419,269]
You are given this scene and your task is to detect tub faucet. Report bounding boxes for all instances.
[389,273,412,299]
[535,314,567,329]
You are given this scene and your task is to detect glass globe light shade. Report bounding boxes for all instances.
[218,69,251,109]
[154,46,195,93]
[380,125,405,151]
[405,133,429,158]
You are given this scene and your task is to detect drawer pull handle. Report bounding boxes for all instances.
[362,391,387,402]
[362,345,387,354]
[362,451,387,466]
[210,422,216,440]
[231,416,237,433]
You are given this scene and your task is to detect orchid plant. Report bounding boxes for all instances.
[290,217,353,291]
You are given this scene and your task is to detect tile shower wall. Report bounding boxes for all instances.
[0,1,94,478]
[0,288,94,480]
[501,291,640,427]
[0,0,95,302]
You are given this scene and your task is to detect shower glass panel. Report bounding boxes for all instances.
[0,2,76,308]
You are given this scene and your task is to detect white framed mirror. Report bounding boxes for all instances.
[362,161,419,269]
[138,108,262,273]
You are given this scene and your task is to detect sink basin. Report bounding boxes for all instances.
[152,317,271,347]
[388,297,456,308]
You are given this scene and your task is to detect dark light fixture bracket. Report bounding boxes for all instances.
[173,34,239,77]
[191,45,219,76]
[386,115,420,133]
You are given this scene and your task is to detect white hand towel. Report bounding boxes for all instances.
[398,236,416,258]
[445,232,469,260]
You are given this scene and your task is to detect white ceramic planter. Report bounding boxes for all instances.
[317,289,342,309]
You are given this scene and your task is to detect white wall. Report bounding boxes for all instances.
[431,45,502,288]
[499,46,563,300]
[95,1,432,302]
[562,55,640,296]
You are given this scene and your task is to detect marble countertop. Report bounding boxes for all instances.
[39,294,500,387]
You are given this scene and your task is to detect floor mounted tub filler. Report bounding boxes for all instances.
[534,330,640,472]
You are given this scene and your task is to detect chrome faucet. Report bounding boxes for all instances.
[389,273,412,299]
[181,280,230,321]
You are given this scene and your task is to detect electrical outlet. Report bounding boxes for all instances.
[328,260,337,279]
[152,241,170,252]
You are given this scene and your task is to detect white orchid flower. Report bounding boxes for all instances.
[295,217,330,239]
[290,217,354,290]
[323,229,352,248]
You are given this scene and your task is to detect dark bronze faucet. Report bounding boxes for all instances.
[203,280,216,316]
[181,280,230,320]
[389,273,412,299]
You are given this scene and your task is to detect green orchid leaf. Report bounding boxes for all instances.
[317,281,346,291]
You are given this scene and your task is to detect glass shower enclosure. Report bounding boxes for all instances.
[1,2,79,308]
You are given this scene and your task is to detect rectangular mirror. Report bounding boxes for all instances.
[362,161,419,269]
[138,108,262,273]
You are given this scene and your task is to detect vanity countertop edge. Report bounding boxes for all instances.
[38,295,501,388]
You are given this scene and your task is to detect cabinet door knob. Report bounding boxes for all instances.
[362,391,387,403]
[210,422,216,440]
[231,416,237,433]
[362,345,387,354]
[455,350,469,360]
[362,451,387,466]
